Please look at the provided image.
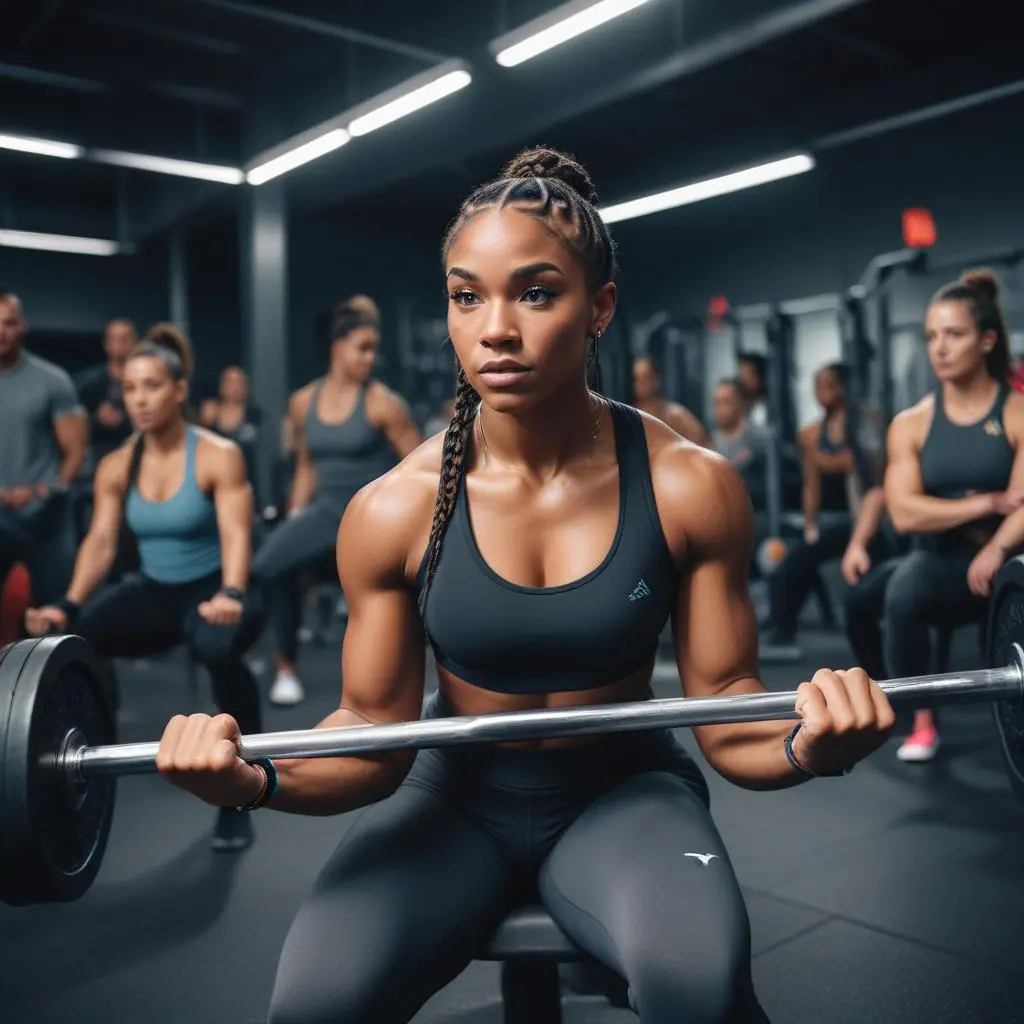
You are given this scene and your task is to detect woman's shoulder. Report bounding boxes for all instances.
[289,381,318,416]
[96,440,136,490]
[637,409,748,556]
[192,425,247,478]
[340,433,444,578]
[889,393,935,434]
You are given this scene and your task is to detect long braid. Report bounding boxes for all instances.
[418,364,480,617]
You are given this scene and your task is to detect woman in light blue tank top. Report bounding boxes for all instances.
[251,295,421,706]
[25,323,266,853]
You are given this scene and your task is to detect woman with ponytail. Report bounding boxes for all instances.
[26,322,265,852]
[885,269,1024,762]
[153,149,894,1024]
[251,295,422,706]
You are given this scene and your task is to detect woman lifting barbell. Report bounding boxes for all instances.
[154,148,895,1024]
[250,296,422,707]
[25,324,265,853]
[884,269,1024,762]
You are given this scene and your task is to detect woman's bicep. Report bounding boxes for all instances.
[883,417,924,501]
[336,489,426,725]
[211,447,254,525]
[88,460,126,544]
[672,458,760,701]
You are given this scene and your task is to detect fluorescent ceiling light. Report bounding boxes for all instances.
[599,154,816,225]
[0,133,83,159]
[0,229,119,256]
[91,149,243,184]
[493,0,655,67]
[348,67,472,137]
[246,129,351,186]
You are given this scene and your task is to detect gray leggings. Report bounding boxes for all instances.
[251,501,353,664]
[268,693,769,1024]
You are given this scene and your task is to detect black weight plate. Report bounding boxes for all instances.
[0,639,38,885]
[986,556,1024,802]
[0,636,117,906]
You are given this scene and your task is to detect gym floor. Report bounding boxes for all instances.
[2,628,1023,1023]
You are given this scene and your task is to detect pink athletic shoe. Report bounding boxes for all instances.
[897,725,940,762]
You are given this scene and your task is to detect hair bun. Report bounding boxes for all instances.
[142,322,194,379]
[961,267,1002,303]
[333,294,382,329]
[341,294,380,321]
[504,147,598,204]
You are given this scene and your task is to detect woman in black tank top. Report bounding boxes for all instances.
[884,270,1024,763]
[766,362,858,646]
[201,366,262,503]
[154,148,895,1024]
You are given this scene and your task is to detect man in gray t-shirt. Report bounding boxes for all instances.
[711,378,768,511]
[0,293,89,606]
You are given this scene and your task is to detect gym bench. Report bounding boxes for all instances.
[475,902,633,1022]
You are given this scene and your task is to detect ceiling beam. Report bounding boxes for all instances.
[0,51,243,111]
[809,25,907,66]
[0,60,109,95]
[182,0,450,65]
[86,10,244,58]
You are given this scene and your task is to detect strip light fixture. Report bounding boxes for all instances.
[0,133,83,159]
[348,63,472,137]
[90,149,244,184]
[599,154,816,225]
[246,129,351,186]
[491,0,657,67]
[0,229,119,256]
[247,59,472,185]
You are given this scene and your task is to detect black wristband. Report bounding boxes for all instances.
[784,724,852,779]
[54,596,80,626]
[219,587,245,602]
[235,758,278,812]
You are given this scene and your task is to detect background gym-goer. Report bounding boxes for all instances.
[154,147,893,1024]
[737,351,769,428]
[840,486,909,682]
[252,296,422,706]
[201,366,262,505]
[884,270,1024,762]
[25,323,265,851]
[0,292,89,611]
[632,354,709,445]
[711,377,768,512]
[766,363,866,646]
[75,318,137,466]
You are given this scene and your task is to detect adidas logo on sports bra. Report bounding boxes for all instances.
[628,578,652,602]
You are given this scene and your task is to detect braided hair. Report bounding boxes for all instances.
[418,147,617,618]
[932,268,1012,381]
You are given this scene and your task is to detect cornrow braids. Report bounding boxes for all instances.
[418,363,480,618]
[441,148,617,293]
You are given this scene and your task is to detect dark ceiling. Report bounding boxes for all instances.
[1,0,1022,242]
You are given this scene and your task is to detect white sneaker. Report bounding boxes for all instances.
[269,672,305,706]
